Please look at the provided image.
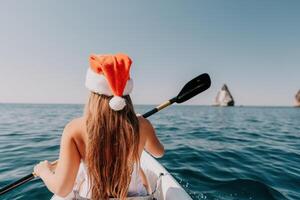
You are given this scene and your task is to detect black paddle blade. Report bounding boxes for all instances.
[176,73,211,104]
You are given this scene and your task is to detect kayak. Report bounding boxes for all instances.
[51,151,192,200]
[141,151,192,200]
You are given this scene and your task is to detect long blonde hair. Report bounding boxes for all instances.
[85,93,140,200]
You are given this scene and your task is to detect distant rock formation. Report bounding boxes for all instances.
[295,90,300,107]
[214,84,235,106]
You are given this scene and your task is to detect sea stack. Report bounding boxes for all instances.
[214,84,235,106]
[295,90,300,107]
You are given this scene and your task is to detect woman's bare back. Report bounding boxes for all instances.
[72,116,164,160]
[70,116,164,190]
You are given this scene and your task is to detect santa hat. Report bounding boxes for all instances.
[85,53,133,111]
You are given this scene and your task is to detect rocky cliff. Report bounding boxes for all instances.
[295,90,300,107]
[214,84,235,106]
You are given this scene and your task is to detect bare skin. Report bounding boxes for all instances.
[34,116,164,197]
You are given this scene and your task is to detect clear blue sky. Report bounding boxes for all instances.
[0,0,299,106]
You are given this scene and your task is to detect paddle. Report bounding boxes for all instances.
[0,73,211,196]
[143,73,211,117]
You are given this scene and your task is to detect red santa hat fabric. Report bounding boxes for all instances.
[85,53,133,111]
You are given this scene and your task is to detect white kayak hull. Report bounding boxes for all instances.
[141,151,192,200]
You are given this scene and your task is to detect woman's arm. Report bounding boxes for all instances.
[141,117,164,158]
[34,120,81,197]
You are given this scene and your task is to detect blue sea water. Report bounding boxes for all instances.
[0,104,299,200]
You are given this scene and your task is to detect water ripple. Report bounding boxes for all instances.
[0,105,299,200]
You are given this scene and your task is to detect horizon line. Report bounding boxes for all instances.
[0,102,297,108]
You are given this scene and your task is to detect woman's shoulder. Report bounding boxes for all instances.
[62,117,86,139]
[137,116,155,140]
[137,116,153,130]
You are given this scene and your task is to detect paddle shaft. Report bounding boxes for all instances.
[0,161,57,195]
[0,174,34,195]
[143,97,177,118]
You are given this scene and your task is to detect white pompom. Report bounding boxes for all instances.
[109,96,126,111]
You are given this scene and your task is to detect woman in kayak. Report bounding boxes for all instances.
[33,53,165,199]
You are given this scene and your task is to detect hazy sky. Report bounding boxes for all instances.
[0,0,299,106]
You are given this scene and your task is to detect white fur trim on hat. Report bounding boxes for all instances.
[85,68,133,96]
[109,96,126,111]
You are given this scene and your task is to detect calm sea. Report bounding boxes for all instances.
[0,104,299,200]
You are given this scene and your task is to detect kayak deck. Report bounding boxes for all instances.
[141,151,192,200]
